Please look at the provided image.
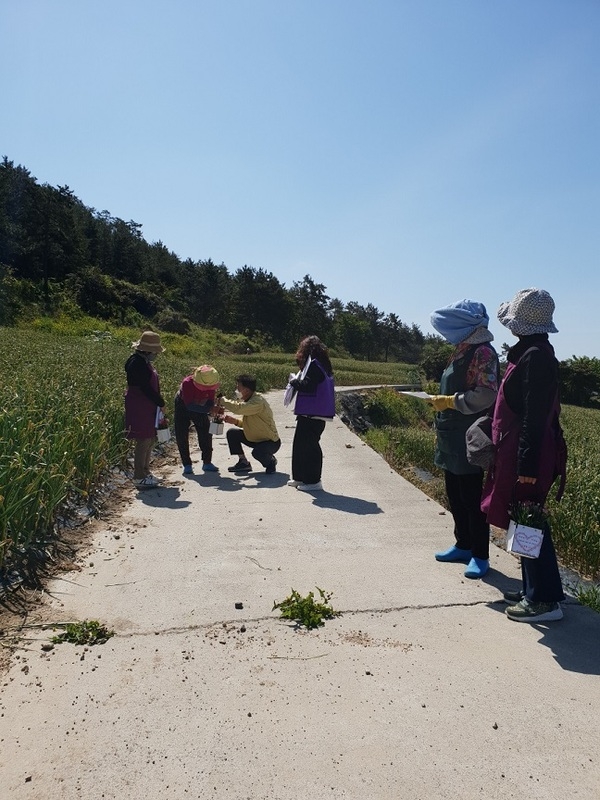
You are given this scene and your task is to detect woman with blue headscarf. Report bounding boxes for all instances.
[429,299,499,578]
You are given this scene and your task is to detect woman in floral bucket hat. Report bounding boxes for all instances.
[124,331,166,489]
[481,289,567,623]
[174,365,221,475]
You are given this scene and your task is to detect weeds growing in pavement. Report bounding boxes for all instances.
[273,587,339,629]
[51,620,114,646]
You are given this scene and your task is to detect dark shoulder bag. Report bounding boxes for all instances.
[465,414,495,469]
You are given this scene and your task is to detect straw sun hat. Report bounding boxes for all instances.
[132,331,165,353]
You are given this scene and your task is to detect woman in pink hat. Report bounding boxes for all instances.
[174,365,220,475]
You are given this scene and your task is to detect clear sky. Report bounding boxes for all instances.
[2,0,599,360]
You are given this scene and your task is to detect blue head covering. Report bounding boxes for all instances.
[430,299,490,345]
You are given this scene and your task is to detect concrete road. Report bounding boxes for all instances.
[1,390,599,800]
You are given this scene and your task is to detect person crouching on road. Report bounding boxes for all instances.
[217,374,280,474]
[174,365,220,475]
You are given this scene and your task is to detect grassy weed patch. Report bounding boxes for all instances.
[51,620,114,646]
[273,588,339,629]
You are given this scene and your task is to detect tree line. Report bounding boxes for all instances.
[0,157,433,363]
[1,157,600,403]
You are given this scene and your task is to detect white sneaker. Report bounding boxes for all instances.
[134,476,160,489]
[297,481,323,492]
[287,479,302,487]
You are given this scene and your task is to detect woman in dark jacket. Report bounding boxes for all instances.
[124,330,166,489]
[287,335,335,492]
[481,288,566,623]
[429,300,499,579]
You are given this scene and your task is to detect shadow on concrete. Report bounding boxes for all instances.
[535,606,600,675]
[485,599,600,675]
[137,487,192,509]
[311,492,383,515]
[188,472,290,492]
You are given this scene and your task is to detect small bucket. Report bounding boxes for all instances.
[156,427,171,443]
[209,421,224,436]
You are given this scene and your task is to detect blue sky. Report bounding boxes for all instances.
[2,0,599,360]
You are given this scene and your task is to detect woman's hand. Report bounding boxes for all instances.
[223,414,237,425]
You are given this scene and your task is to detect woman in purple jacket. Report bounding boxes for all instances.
[287,336,335,492]
[124,331,166,489]
[481,289,567,623]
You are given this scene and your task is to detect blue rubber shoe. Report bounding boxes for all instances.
[202,463,219,472]
[434,545,472,563]
[182,464,194,475]
[464,557,489,579]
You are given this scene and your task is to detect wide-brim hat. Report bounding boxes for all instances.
[193,364,220,389]
[132,330,165,353]
[497,288,558,336]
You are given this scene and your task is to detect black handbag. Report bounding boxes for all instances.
[465,414,495,469]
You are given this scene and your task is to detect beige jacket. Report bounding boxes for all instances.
[221,393,279,443]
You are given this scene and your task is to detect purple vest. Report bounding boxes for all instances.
[481,349,566,529]
[294,360,335,418]
[125,363,161,439]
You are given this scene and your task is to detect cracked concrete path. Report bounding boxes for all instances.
[1,390,599,800]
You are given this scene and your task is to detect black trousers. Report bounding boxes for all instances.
[521,524,565,603]
[226,428,280,467]
[174,395,212,466]
[444,469,490,560]
[291,416,326,484]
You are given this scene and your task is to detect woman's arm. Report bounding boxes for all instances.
[289,361,325,393]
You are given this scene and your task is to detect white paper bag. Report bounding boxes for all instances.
[506,520,544,559]
[156,427,171,443]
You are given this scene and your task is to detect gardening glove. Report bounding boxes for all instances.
[429,394,456,411]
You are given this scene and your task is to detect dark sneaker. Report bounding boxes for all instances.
[228,460,251,473]
[505,599,563,622]
[265,457,277,474]
[503,589,525,604]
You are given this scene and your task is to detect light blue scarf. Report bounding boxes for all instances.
[431,300,490,345]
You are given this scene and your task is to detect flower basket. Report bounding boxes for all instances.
[506,521,544,559]
[506,500,546,559]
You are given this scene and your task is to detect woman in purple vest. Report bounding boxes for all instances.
[124,331,166,489]
[481,288,566,623]
[287,336,335,492]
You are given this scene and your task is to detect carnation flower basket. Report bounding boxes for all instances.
[506,500,546,559]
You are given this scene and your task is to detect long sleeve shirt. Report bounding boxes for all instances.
[220,392,279,443]
[177,375,216,413]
